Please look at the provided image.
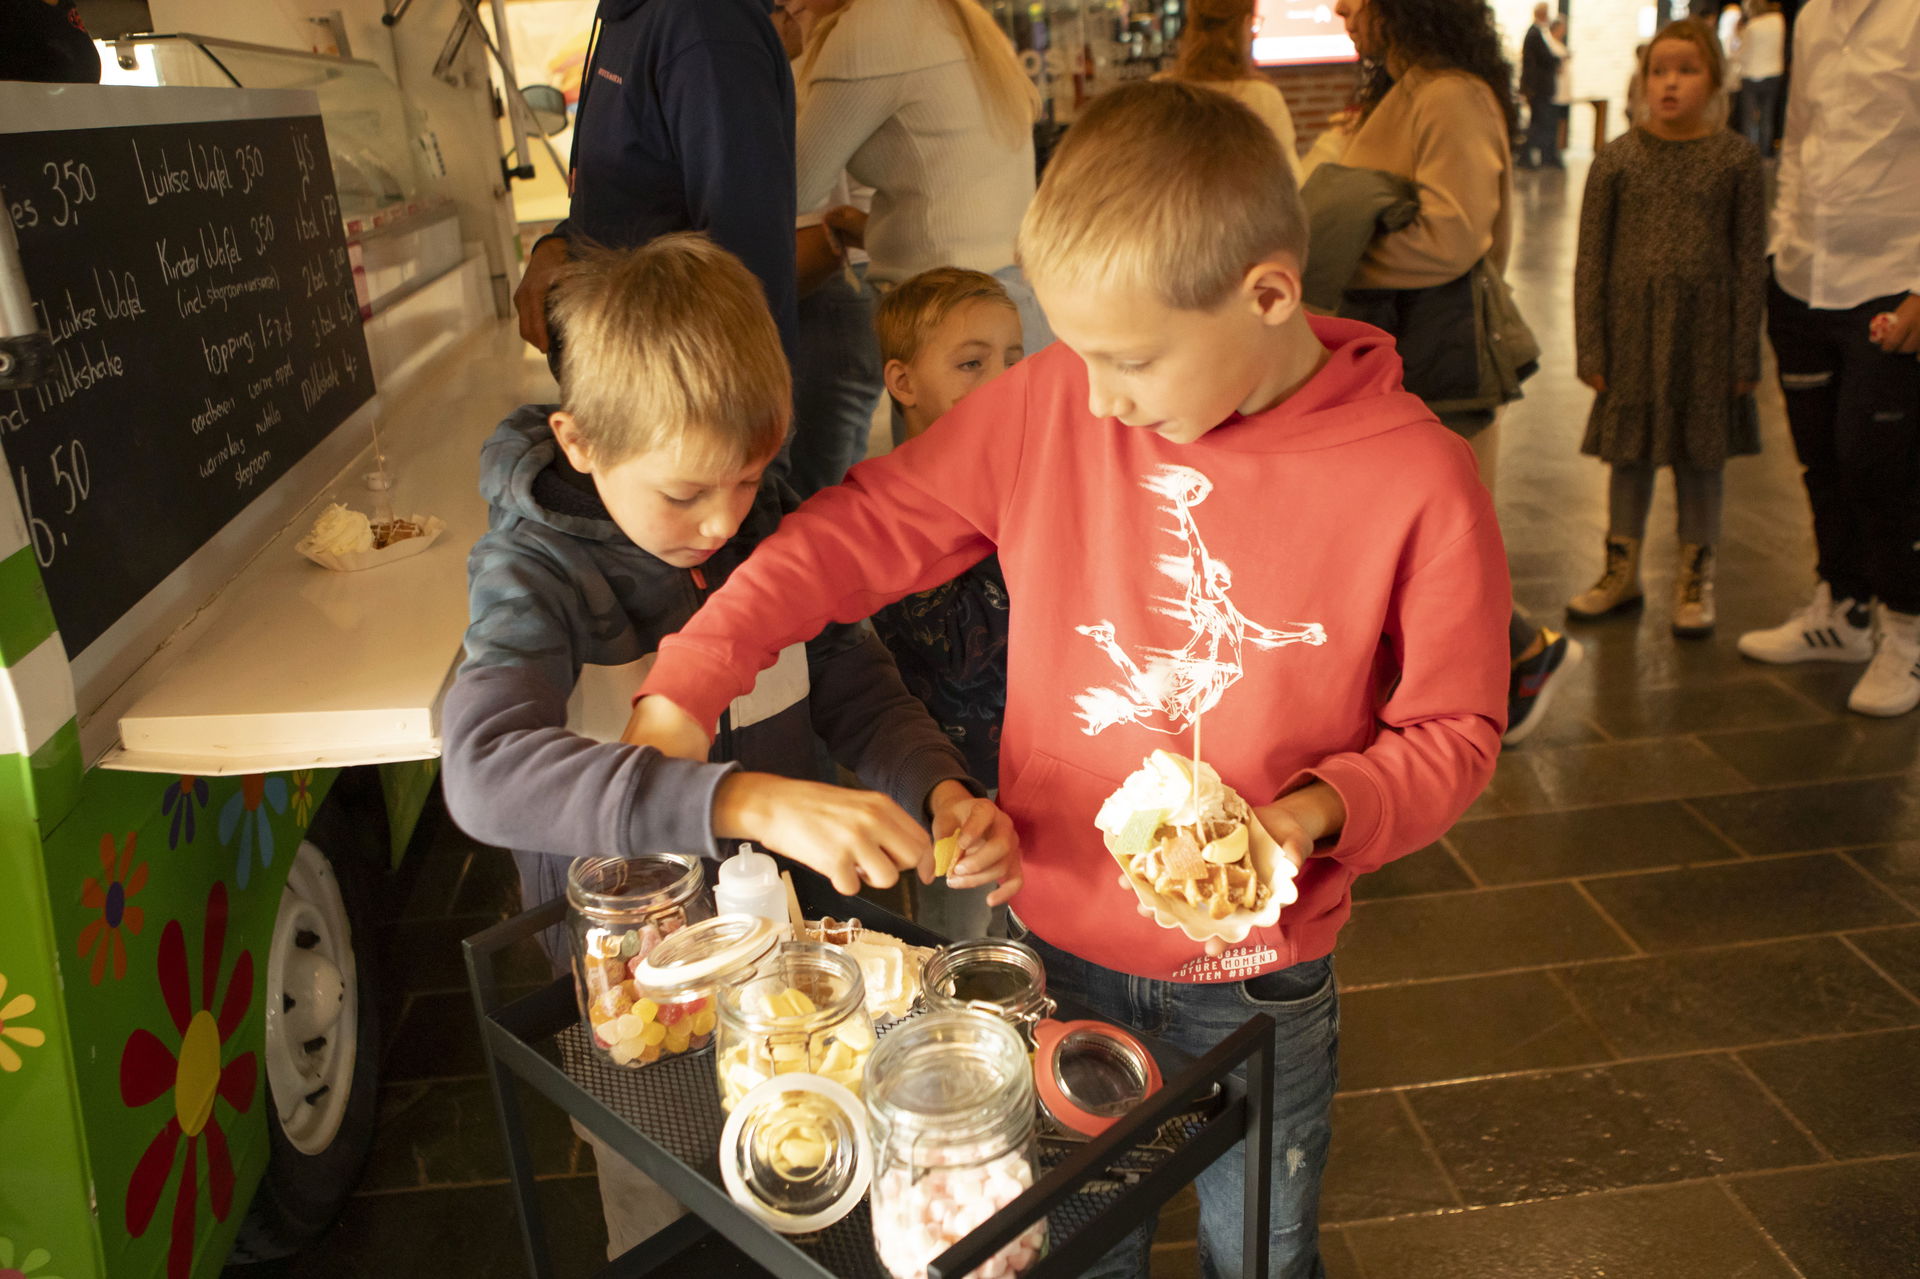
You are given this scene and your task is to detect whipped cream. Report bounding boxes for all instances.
[301,503,375,555]
[1095,749,1230,831]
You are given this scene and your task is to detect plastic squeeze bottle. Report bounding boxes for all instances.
[715,845,791,937]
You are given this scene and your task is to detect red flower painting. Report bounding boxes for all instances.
[79,832,148,984]
[119,882,257,1279]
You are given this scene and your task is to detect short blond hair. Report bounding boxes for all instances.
[874,267,1018,365]
[1018,80,1306,311]
[549,234,790,467]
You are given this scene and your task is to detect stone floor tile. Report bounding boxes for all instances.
[1405,1055,1818,1205]
[1350,843,1476,901]
[1849,925,1920,1001]
[1321,1094,1458,1224]
[1739,1027,1920,1159]
[1850,842,1920,908]
[1320,1228,1365,1279]
[1688,775,1920,856]
[1554,935,1920,1055]
[1728,1156,1920,1279]
[1581,854,1916,951]
[383,991,490,1083]
[358,1077,586,1192]
[1697,716,1920,787]
[1341,1182,1796,1279]
[1466,738,1750,819]
[1335,883,1632,988]
[1447,800,1734,885]
[450,843,529,921]
[377,912,554,996]
[1338,972,1612,1092]
[1585,676,1832,742]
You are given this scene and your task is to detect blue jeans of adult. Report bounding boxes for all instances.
[788,263,884,499]
[1742,76,1783,156]
[1015,921,1339,1279]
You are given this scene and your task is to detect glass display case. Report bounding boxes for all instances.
[97,34,432,223]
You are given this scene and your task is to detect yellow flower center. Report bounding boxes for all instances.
[175,1009,221,1137]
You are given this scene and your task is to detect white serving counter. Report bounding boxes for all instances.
[97,319,556,775]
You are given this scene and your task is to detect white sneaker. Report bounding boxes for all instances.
[1848,608,1920,717]
[1737,582,1874,664]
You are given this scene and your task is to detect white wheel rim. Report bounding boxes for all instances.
[264,841,358,1155]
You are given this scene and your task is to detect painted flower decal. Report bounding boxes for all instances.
[289,770,315,827]
[219,774,287,890]
[0,973,48,1073]
[160,777,209,850]
[79,832,149,984]
[0,1237,65,1279]
[120,882,257,1279]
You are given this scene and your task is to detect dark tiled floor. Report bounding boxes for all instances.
[237,157,1920,1278]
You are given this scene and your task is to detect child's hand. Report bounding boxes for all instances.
[928,781,1023,906]
[1869,294,1920,355]
[713,773,929,898]
[621,694,713,761]
[824,205,868,251]
[1581,373,1608,393]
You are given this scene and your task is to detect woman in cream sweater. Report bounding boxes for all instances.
[795,0,1050,349]
[1155,0,1303,185]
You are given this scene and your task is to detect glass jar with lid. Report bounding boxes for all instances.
[717,941,873,1112]
[566,853,713,1065]
[865,1010,1048,1279]
[919,938,1056,1048]
[603,912,779,1069]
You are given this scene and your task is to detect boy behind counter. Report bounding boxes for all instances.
[626,83,1510,1275]
[441,233,1017,1253]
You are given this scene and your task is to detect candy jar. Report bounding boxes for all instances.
[717,941,873,1112]
[620,914,783,1068]
[566,853,712,1065]
[866,1010,1047,1279]
[919,939,1055,1048]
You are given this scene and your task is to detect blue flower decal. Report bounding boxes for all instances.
[219,774,289,889]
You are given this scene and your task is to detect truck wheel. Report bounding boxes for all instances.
[229,816,381,1261]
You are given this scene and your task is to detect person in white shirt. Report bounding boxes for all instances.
[791,0,1052,353]
[1737,0,1920,718]
[1154,0,1303,185]
[1737,0,1786,155]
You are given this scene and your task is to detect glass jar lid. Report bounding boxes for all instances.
[566,852,703,916]
[631,913,780,997]
[866,1010,1035,1164]
[1033,1018,1163,1138]
[921,939,1055,1027]
[719,1072,871,1234]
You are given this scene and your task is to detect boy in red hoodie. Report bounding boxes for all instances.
[629,82,1509,1278]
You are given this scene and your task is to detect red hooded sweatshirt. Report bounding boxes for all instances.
[643,317,1510,982]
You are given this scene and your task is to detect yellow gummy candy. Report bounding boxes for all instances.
[633,998,659,1023]
[664,1025,691,1053]
[690,1008,717,1036]
[933,834,961,877]
[641,1021,667,1046]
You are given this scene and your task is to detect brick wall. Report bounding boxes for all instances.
[1261,62,1363,153]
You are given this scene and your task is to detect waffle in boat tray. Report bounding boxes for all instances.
[1095,750,1297,945]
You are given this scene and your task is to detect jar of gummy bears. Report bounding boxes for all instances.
[716,941,873,1112]
[566,853,713,1066]
[865,1010,1047,1279]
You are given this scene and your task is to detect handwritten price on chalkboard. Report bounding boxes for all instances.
[43,159,97,227]
[16,440,91,567]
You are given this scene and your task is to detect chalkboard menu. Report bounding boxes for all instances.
[1,92,375,656]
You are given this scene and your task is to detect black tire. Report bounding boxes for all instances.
[227,786,384,1262]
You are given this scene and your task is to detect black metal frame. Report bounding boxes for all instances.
[466,892,1274,1279]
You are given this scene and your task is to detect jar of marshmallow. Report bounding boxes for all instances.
[864,1010,1047,1279]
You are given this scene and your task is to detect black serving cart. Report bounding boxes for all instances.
[466,885,1275,1279]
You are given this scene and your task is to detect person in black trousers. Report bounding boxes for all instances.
[1519,3,1563,168]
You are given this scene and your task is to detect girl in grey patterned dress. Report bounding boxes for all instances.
[1569,19,1767,636]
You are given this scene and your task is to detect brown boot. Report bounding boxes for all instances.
[1673,543,1716,637]
[1569,535,1643,618]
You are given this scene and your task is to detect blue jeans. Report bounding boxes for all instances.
[1016,922,1338,1279]
[788,264,883,499]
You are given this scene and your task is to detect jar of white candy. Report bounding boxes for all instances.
[566,853,713,1066]
[717,941,874,1111]
[865,1011,1047,1279]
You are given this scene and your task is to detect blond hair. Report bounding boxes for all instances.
[801,0,1037,148]
[549,234,790,468]
[873,267,1017,365]
[1018,80,1305,311]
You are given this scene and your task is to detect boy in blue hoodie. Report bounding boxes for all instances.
[444,234,1017,1254]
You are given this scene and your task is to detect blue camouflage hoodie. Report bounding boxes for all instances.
[441,406,976,922]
